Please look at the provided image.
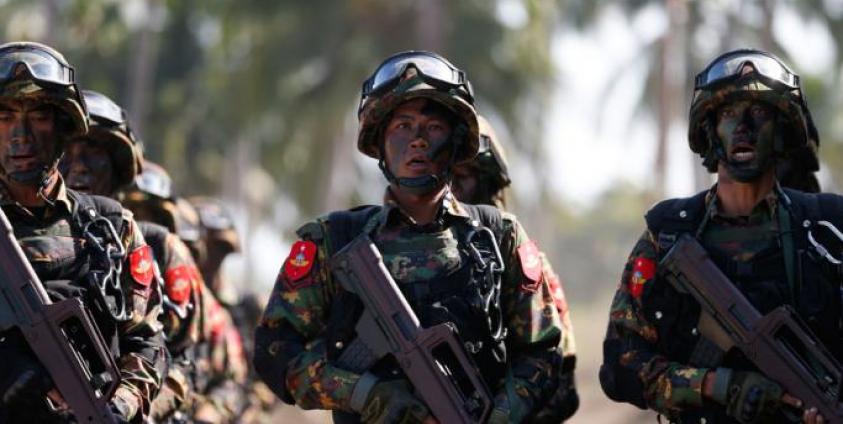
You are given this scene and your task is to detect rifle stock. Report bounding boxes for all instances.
[331,235,493,424]
[0,207,120,423]
[661,234,843,422]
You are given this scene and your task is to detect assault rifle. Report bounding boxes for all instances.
[660,234,843,422]
[330,235,493,424]
[0,207,120,423]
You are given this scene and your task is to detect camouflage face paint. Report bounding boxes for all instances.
[382,98,453,180]
[0,98,60,184]
[59,139,115,195]
[715,100,777,182]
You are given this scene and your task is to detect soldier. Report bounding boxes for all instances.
[189,195,278,422]
[121,161,249,423]
[254,50,563,424]
[57,91,201,421]
[451,115,579,422]
[600,49,834,424]
[0,42,166,422]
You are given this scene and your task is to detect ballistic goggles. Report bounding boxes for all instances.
[0,42,76,87]
[694,49,800,91]
[359,51,474,113]
[136,163,173,200]
[84,90,126,127]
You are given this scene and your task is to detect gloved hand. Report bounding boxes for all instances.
[488,388,533,424]
[109,394,133,424]
[0,350,53,406]
[357,378,432,424]
[722,370,785,424]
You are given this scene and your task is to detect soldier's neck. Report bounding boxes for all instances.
[389,184,447,225]
[715,166,776,217]
[1,173,59,208]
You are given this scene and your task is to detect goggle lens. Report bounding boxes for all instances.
[696,51,799,90]
[0,50,72,86]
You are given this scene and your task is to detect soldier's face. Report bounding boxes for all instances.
[0,98,61,184]
[382,98,454,179]
[716,100,777,179]
[451,164,479,202]
[59,139,114,196]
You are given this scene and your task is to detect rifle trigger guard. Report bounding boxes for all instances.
[807,220,843,265]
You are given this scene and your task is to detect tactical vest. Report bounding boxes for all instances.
[641,188,843,423]
[0,190,128,421]
[320,204,508,424]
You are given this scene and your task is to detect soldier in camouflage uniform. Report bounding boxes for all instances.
[600,49,836,424]
[189,195,278,422]
[57,91,208,421]
[0,42,166,423]
[451,115,579,422]
[254,51,563,424]
[122,161,249,422]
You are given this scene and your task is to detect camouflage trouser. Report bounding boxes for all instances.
[531,355,579,423]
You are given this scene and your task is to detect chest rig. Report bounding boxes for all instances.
[644,188,843,371]
[13,191,131,337]
[323,203,508,385]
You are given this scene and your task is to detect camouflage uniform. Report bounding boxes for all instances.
[255,188,562,416]
[600,49,842,423]
[452,115,579,421]
[0,42,166,423]
[122,163,249,423]
[0,180,167,422]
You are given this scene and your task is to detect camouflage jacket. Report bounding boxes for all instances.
[142,222,247,422]
[255,189,563,418]
[601,184,843,421]
[0,179,166,422]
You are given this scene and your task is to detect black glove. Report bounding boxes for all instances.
[722,370,784,424]
[358,379,431,424]
[0,349,53,406]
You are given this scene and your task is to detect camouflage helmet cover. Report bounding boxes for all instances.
[688,49,818,172]
[475,115,511,188]
[78,90,143,190]
[357,58,479,164]
[0,41,88,140]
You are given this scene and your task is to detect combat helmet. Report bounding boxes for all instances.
[474,115,512,190]
[77,90,143,191]
[688,49,819,174]
[0,42,88,183]
[357,51,479,192]
[189,195,240,254]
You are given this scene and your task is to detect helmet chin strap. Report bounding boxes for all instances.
[379,124,467,195]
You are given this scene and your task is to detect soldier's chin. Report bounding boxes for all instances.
[7,168,45,185]
[725,160,767,183]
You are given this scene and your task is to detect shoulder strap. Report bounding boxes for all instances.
[644,190,708,254]
[67,190,125,233]
[325,205,382,255]
[461,203,504,241]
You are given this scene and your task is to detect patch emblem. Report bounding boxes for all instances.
[629,257,656,298]
[518,240,543,292]
[284,240,317,282]
[129,245,154,287]
[165,265,194,305]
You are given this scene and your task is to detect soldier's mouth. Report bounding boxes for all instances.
[731,145,755,163]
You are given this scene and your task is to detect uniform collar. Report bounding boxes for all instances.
[705,182,780,224]
[379,186,470,230]
[0,175,73,218]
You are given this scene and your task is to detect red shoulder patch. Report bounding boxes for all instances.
[283,240,317,282]
[165,265,194,305]
[517,240,543,292]
[629,257,656,298]
[129,245,154,287]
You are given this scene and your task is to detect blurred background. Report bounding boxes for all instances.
[4,0,843,422]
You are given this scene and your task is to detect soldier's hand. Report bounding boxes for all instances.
[488,389,533,424]
[358,378,434,424]
[780,395,826,424]
[722,370,785,424]
[0,350,53,405]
